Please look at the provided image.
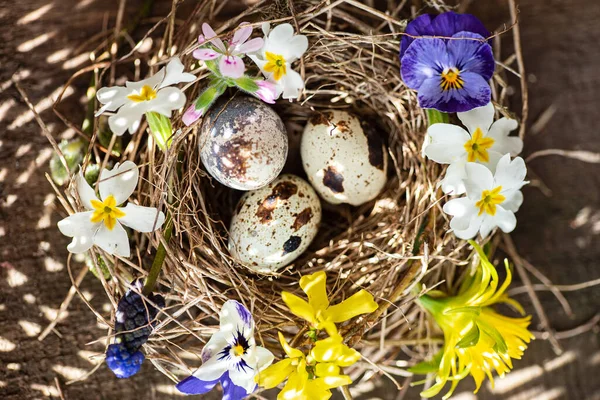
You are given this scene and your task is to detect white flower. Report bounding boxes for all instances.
[443,154,528,239]
[57,161,165,257]
[96,57,195,136]
[250,23,308,100]
[177,300,274,396]
[423,102,523,195]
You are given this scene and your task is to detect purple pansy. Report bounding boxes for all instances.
[399,11,491,59]
[401,31,495,113]
[175,300,273,399]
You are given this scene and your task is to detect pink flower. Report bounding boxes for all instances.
[254,80,277,104]
[182,105,203,126]
[193,23,264,79]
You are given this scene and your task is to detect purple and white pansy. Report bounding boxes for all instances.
[176,300,274,399]
[400,12,495,113]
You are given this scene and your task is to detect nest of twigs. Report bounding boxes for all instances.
[52,0,525,389]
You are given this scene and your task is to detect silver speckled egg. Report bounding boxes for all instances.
[300,110,388,206]
[199,97,288,190]
[229,174,321,273]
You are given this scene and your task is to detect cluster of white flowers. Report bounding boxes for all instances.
[422,103,528,239]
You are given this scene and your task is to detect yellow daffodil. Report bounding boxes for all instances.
[410,241,534,399]
[281,271,378,329]
[257,325,360,400]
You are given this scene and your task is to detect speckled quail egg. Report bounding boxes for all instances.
[199,96,288,190]
[300,110,388,206]
[229,174,321,273]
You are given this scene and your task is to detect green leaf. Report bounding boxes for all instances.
[146,112,173,151]
[86,253,112,280]
[456,323,480,349]
[426,109,449,126]
[477,320,508,354]
[193,81,227,114]
[234,76,259,93]
[49,139,85,185]
[408,350,443,374]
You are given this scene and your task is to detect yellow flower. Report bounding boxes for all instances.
[411,241,534,399]
[281,271,378,329]
[257,325,360,400]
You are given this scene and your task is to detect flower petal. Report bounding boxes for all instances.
[282,34,309,62]
[126,68,166,92]
[255,359,294,389]
[93,221,130,257]
[159,57,196,89]
[464,162,494,200]
[192,352,228,382]
[118,204,165,233]
[149,87,187,117]
[448,32,494,80]
[202,23,226,52]
[222,372,250,400]
[424,123,470,164]
[248,346,274,371]
[278,331,304,359]
[457,102,495,134]
[443,197,477,231]
[401,38,447,90]
[95,86,129,116]
[231,24,253,48]
[299,271,329,312]
[267,23,295,46]
[219,55,245,78]
[325,290,378,324]
[200,331,229,363]
[57,211,98,253]
[439,161,467,195]
[237,37,264,54]
[480,206,516,238]
[76,172,99,210]
[280,68,304,100]
[282,292,317,325]
[176,375,219,395]
[193,48,220,60]
[228,360,257,394]
[502,190,523,213]
[107,103,144,136]
[99,161,139,205]
[430,12,491,41]
[399,13,435,59]
[452,213,483,240]
[494,155,528,193]
[220,300,254,333]
[488,118,522,156]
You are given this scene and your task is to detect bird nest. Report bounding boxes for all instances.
[51,0,525,389]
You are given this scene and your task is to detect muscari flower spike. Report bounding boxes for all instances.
[57,161,165,257]
[96,57,195,136]
[257,324,359,400]
[411,241,534,399]
[176,300,274,399]
[400,12,495,113]
[250,23,308,100]
[281,271,378,330]
[423,102,523,195]
[443,154,528,239]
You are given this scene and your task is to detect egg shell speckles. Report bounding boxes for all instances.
[300,110,388,206]
[199,96,288,190]
[229,174,322,273]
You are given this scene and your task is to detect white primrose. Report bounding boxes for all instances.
[96,57,195,136]
[443,154,528,240]
[250,23,308,100]
[176,300,274,397]
[423,102,523,195]
[57,161,165,257]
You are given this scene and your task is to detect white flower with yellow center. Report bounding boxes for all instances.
[249,23,308,100]
[423,102,523,195]
[443,154,528,239]
[57,161,165,257]
[96,57,195,136]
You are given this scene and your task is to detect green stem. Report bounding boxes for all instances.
[142,214,173,295]
[426,109,449,125]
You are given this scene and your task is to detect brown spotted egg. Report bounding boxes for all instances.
[199,96,288,190]
[300,110,388,206]
[228,174,321,273]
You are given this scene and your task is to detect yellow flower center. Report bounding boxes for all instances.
[90,195,126,230]
[233,344,245,357]
[463,128,495,162]
[440,68,464,90]
[127,85,157,103]
[475,186,505,216]
[263,52,287,81]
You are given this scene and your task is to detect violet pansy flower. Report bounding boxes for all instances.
[401,31,495,113]
[194,23,264,78]
[176,300,274,399]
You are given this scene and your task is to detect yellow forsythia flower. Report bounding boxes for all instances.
[281,271,378,329]
[411,241,534,399]
[256,327,358,400]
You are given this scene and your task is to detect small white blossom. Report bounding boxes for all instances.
[250,23,308,100]
[443,154,528,239]
[57,161,165,257]
[423,102,523,195]
[96,57,195,136]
